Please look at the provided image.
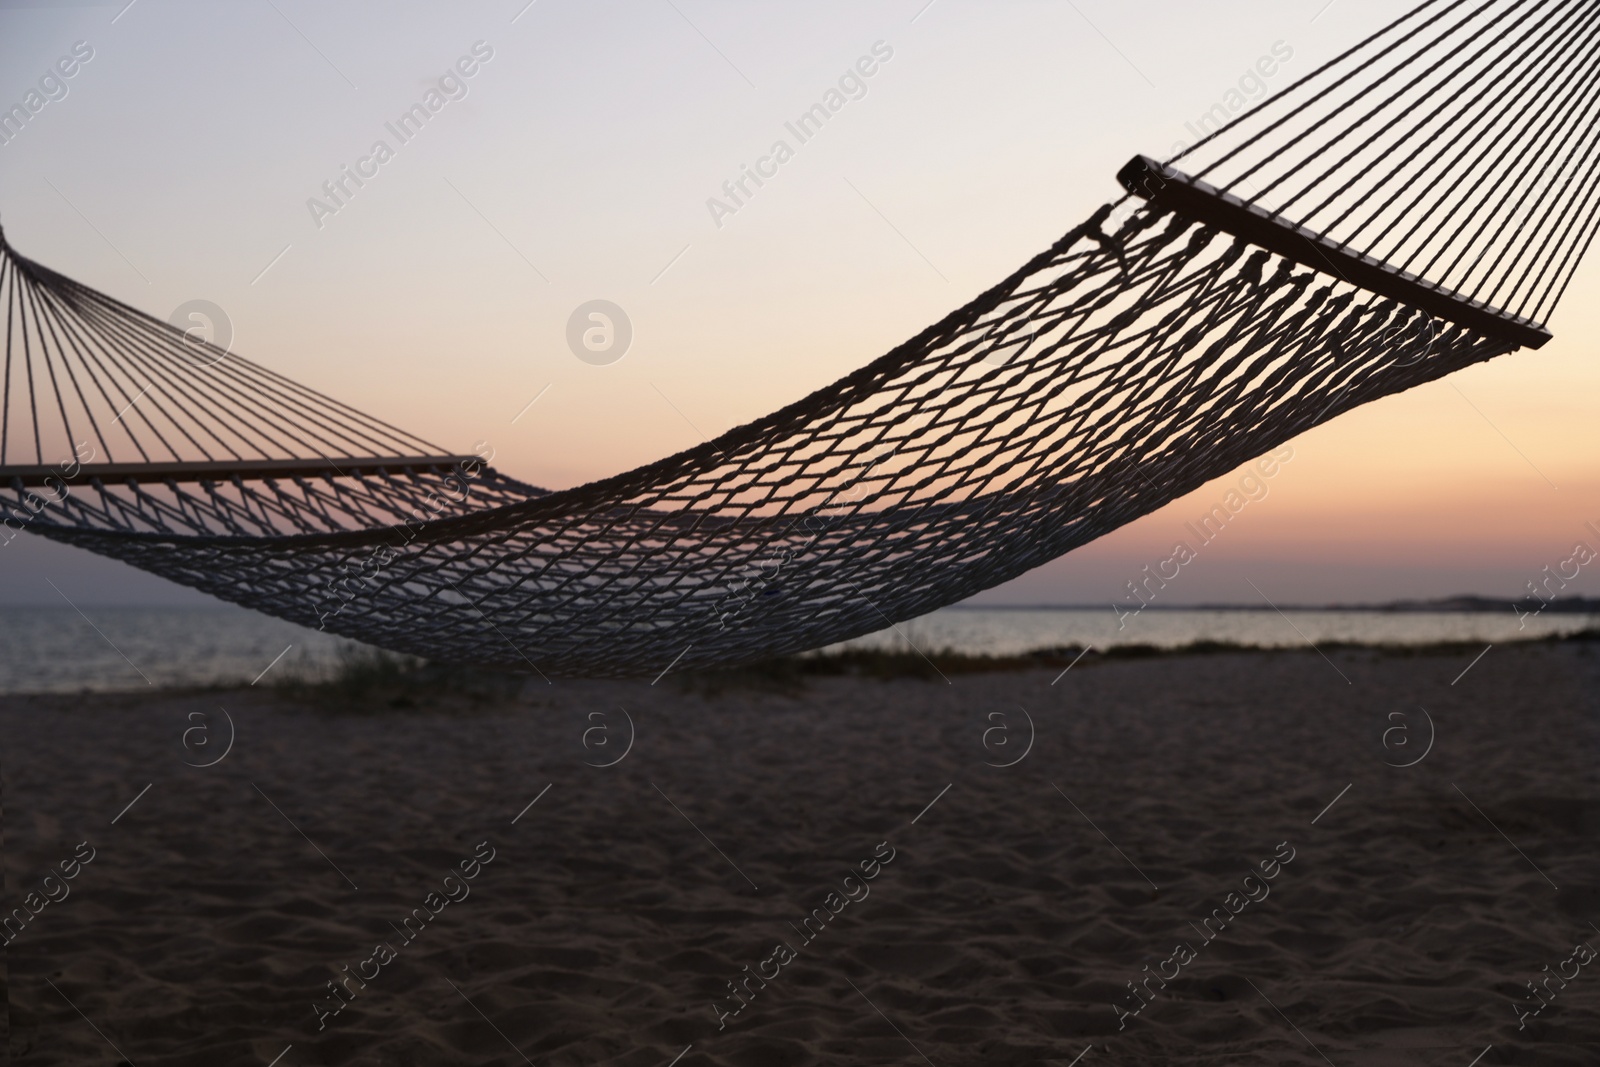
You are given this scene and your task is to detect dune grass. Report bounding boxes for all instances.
[273,644,527,710]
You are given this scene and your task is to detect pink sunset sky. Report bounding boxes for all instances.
[0,0,1595,608]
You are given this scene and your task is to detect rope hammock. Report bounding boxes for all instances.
[5,0,1598,677]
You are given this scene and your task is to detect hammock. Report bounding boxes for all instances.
[5,0,1598,677]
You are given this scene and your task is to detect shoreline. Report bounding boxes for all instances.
[3,628,1596,699]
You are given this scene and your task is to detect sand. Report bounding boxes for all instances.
[4,642,1599,1065]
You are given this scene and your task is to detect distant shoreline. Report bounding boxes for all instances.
[951,596,1600,615]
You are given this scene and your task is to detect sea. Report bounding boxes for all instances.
[0,603,1593,695]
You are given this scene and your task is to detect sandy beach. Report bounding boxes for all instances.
[5,641,1599,1066]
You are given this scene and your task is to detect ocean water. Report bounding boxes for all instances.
[824,606,1598,657]
[0,604,1592,695]
[0,605,357,694]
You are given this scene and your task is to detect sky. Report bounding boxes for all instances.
[0,0,1597,609]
